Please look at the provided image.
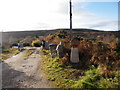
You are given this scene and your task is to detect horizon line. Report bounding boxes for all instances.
[1,28,119,32]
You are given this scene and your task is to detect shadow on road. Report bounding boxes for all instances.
[2,62,28,88]
[2,49,52,89]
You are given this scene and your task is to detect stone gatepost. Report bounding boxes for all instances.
[70,39,80,63]
[49,43,57,58]
[45,41,49,50]
[56,41,64,58]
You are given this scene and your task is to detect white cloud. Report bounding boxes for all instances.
[0,0,70,31]
[76,0,119,2]
[0,0,118,32]
[79,20,118,31]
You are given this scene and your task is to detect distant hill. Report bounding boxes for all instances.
[1,28,120,45]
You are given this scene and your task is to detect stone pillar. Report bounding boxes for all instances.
[18,41,23,51]
[49,43,57,58]
[56,41,64,58]
[42,40,45,49]
[45,41,49,50]
[70,47,79,63]
[70,39,79,63]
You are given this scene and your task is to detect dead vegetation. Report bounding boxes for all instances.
[42,31,120,88]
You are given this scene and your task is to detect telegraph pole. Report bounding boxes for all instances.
[69,0,79,63]
[70,0,72,40]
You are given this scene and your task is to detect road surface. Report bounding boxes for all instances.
[2,48,52,88]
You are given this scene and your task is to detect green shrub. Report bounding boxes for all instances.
[11,43,18,46]
[73,35,83,40]
[115,39,120,52]
[23,42,31,47]
[57,30,67,39]
[32,40,42,47]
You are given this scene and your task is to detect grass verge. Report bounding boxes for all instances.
[23,50,35,59]
[0,48,20,61]
[41,49,119,88]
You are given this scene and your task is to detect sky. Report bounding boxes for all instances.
[0,0,119,32]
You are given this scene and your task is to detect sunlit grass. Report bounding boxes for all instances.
[41,49,119,88]
[23,50,35,59]
[0,48,20,61]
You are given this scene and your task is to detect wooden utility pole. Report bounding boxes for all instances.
[70,0,72,40]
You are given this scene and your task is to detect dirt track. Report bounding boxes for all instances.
[2,48,52,88]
